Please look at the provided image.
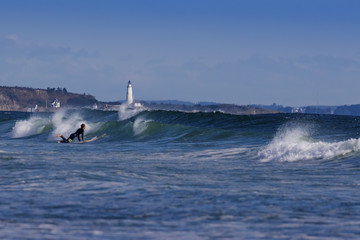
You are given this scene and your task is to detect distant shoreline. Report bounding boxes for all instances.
[2,86,360,116]
[0,86,279,115]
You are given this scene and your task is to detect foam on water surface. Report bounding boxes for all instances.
[11,116,50,138]
[259,124,360,162]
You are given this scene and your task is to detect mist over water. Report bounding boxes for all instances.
[1,109,360,239]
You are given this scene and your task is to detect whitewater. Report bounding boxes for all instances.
[0,108,360,239]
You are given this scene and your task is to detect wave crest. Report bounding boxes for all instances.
[11,117,51,138]
[133,117,152,136]
[258,125,360,162]
[118,104,144,121]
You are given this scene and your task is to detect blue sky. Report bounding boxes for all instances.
[0,0,360,106]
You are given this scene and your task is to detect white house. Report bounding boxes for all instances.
[27,105,38,112]
[51,99,61,108]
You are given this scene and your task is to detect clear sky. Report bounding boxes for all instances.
[1,0,360,106]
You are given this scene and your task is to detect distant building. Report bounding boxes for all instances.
[126,81,134,105]
[124,80,144,109]
[27,105,38,112]
[51,99,61,108]
[291,107,305,113]
[134,102,143,108]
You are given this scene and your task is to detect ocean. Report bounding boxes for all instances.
[0,108,359,239]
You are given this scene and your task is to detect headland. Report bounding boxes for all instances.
[0,86,278,115]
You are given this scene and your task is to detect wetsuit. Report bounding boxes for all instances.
[60,128,84,143]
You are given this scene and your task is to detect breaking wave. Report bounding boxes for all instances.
[8,107,360,163]
[11,116,51,138]
[118,104,145,121]
[11,109,101,139]
[258,124,360,162]
[133,117,152,136]
[9,108,250,142]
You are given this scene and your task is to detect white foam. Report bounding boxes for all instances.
[49,109,101,140]
[259,125,360,162]
[133,117,151,136]
[50,109,82,139]
[11,109,101,140]
[11,117,50,138]
[118,104,144,121]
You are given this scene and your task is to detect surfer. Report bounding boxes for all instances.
[57,123,85,143]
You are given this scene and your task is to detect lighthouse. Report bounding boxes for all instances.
[126,81,134,105]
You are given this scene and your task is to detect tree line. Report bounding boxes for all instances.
[47,87,68,93]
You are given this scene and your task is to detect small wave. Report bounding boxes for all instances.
[258,125,360,162]
[189,147,250,160]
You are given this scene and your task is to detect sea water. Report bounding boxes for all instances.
[0,108,359,239]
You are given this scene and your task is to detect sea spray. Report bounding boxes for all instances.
[49,109,101,140]
[258,124,360,162]
[118,104,144,121]
[133,117,152,136]
[11,116,50,138]
[49,109,84,139]
[11,109,102,140]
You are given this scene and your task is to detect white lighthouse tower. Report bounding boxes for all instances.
[126,80,134,105]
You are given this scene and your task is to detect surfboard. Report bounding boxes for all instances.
[74,134,106,144]
[58,134,106,144]
[75,136,98,143]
